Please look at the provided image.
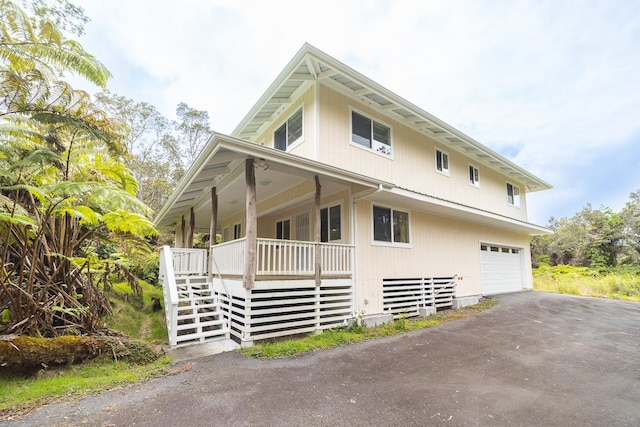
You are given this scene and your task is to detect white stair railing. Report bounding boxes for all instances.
[159,245,179,347]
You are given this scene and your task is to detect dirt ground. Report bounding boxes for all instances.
[3,292,639,426]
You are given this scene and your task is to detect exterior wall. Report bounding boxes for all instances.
[353,199,531,315]
[254,85,317,160]
[318,84,528,221]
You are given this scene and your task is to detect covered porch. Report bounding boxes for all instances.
[161,242,354,347]
[155,134,385,347]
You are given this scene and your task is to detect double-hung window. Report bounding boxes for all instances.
[506,182,521,207]
[435,148,449,175]
[274,108,303,151]
[320,205,341,242]
[351,111,392,156]
[373,205,410,244]
[469,164,480,186]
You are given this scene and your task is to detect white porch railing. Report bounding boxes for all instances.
[210,238,353,277]
[171,248,208,276]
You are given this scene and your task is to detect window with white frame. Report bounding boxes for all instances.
[274,107,303,151]
[435,148,449,175]
[233,223,242,239]
[373,205,410,244]
[276,219,291,240]
[469,164,480,186]
[222,227,229,242]
[351,110,392,156]
[320,204,341,242]
[506,182,521,207]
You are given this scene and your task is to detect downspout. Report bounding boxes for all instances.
[351,183,385,318]
[349,189,357,319]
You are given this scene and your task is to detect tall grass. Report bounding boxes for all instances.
[533,265,640,302]
[106,281,167,344]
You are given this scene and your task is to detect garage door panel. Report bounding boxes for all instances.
[481,245,523,295]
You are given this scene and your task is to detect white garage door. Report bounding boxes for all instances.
[480,244,524,295]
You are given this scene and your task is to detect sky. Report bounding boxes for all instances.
[73,0,640,225]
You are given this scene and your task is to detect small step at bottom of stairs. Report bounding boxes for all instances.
[165,338,239,362]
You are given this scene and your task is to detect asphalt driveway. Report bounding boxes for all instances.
[4,292,640,426]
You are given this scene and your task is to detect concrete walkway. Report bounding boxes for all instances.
[3,292,639,426]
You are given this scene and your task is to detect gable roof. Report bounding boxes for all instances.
[232,43,551,193]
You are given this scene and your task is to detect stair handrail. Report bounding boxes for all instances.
[159,245,179,347]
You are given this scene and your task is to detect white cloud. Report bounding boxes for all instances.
[75,0,640,223]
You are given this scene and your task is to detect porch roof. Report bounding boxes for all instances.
[154,133,389,230]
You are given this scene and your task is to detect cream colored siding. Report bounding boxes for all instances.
[354,199,530,315]
[318,84,528,221]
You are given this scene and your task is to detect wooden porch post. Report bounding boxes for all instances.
[180,215,186,248]
[243,159,257,289]
[210,187,218,246]
[188,207,195,248]
[314,175,322,287]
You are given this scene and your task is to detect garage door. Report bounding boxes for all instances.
[480,244,524,295]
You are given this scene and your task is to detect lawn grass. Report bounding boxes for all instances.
[0,281,171,419]
[533,265,640,302]
[240,298,498,359]
[0,356,172,418]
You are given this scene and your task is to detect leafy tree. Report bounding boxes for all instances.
[164,102,213,179]
[621,190,640,262]
[533,198,634,268]
[0,0,155,337]
[94,91,175,213]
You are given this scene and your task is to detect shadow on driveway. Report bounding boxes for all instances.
[5,292,640,426]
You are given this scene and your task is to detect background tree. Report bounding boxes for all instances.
[164,102,213,180]
[95,93,213,213]
[621,190,640,264]
[532,192,639,268]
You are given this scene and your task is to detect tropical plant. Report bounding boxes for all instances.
[0,0,156,337]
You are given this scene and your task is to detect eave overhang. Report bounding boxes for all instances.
[232,43,551,193]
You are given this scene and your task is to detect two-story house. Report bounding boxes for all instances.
[155,44,551,347]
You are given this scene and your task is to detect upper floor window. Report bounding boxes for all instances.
[506,182,521,207]
[351,110,392,156]
[469,164,480,186]
[373,205,410,245]
[320,204,341,242]
[274,107,303,151]
[435,148,449,175]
